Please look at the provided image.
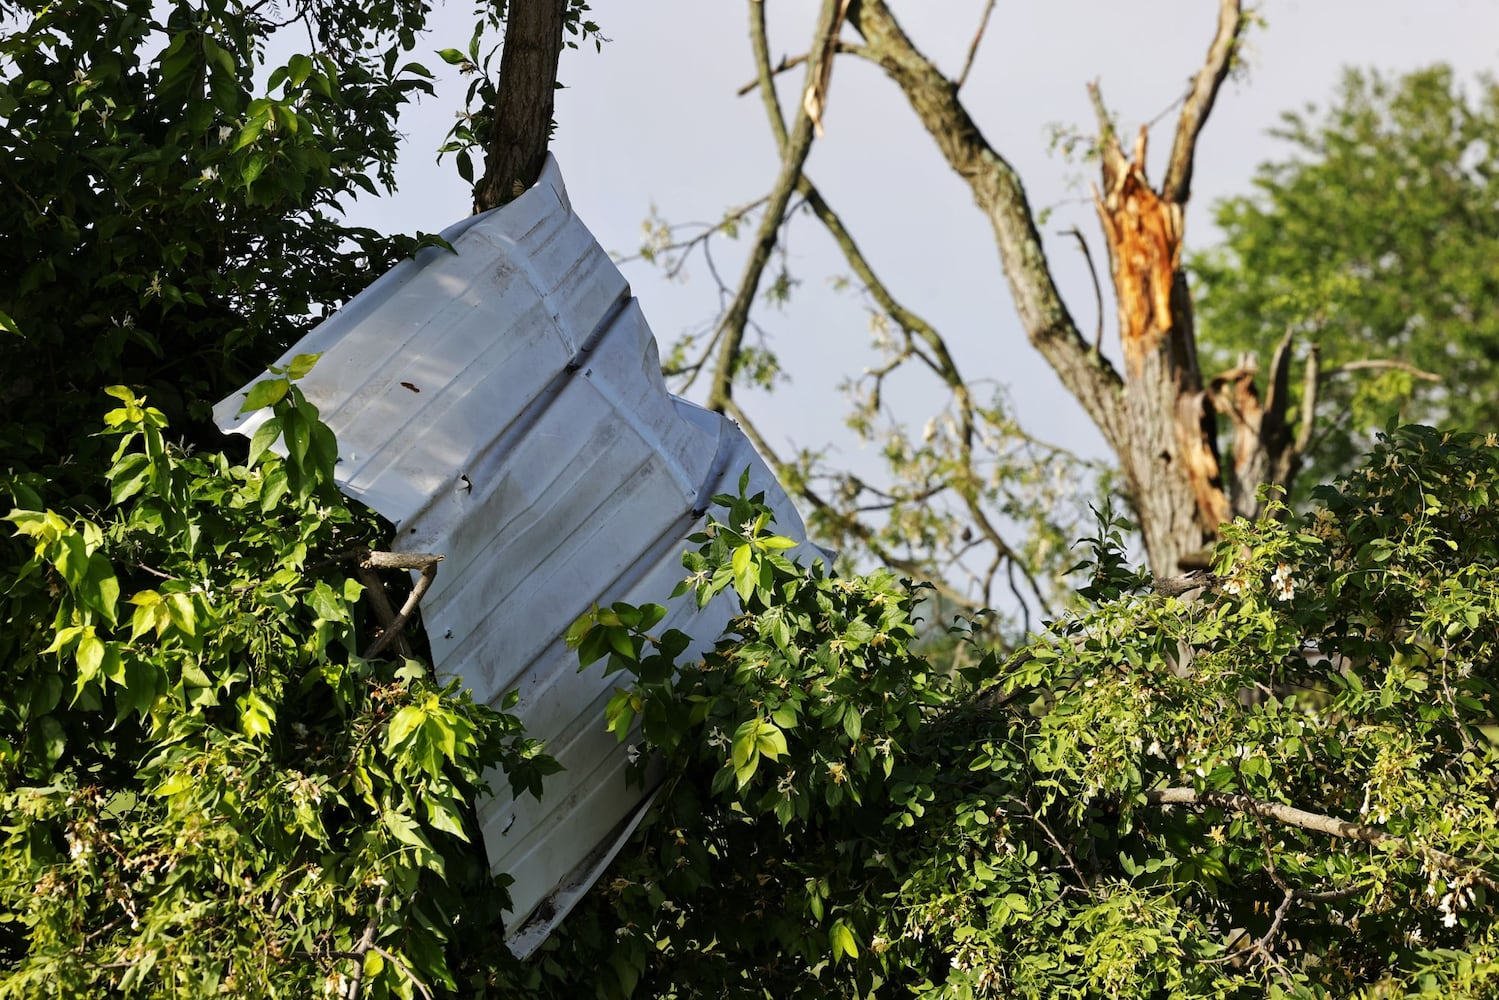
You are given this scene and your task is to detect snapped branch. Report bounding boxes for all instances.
[357,551,444,659]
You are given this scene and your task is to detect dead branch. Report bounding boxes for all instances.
[1059,226,1105,354]
[1144,787,1499,891]
[356,565,412,659]
[734,40,863,97]
[1161,0,1244,205]
[1294,345,1320,459]
[803,0,853,136]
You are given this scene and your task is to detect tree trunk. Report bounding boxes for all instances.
[1092,125,1229,572]
[474,0,567,213]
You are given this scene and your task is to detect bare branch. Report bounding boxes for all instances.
[1294,344,1321,458]
[356,565,412,659]
[734,41,864,97]
[803,0,853,136]
[955,0,997,91]
[1144,787,1499,891]
[745,0,1055,618]
[371,946,435,1000]
[340,889,386,1000]
[846,0,1126,453]
[1007,795,1092,890]
[1323,358,1442,383]
[706,0,845,413]
[1161,0,1243,204]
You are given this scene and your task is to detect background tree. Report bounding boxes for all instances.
[1193,65,1499,496]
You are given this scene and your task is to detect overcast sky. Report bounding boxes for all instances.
[347,1,1499,474]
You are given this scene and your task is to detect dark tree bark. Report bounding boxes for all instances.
[474,0,567,213]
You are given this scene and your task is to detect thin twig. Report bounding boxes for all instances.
[1007,795,1091,889]
[1322,358,1441,383]
[371,946,435,1000]
[1059,227,1105,355]
[955,0,997,91]
[733,40,864,96]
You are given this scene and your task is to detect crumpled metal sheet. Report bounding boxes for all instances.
[214,156,811,956]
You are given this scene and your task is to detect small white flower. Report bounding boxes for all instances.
[1271,562,1296,602]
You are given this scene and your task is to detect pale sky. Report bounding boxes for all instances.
[347,0,1499,475]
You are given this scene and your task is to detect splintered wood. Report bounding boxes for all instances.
[1094,124,1231,551]
[1093,127,1183,378]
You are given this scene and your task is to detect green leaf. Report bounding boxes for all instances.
[755,721,788,761]
[283,352,321,380]
[247,416,282,466]
[108,451,152,505]
[842,707,862,743]
[829,921,858,961]
[387,705,425,750]
[239,377,290,414]
[75,631,105,682]
[165,592,197,636]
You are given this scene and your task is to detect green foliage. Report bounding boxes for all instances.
[1194,66,1499,494]
[1,384,552,997]
[0,0,442,475]
[524,430,1499,998]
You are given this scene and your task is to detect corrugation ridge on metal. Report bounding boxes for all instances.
[214,156,815,958]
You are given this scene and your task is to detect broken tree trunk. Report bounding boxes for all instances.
[1092,122,1229,572]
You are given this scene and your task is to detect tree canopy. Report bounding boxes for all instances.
[539,425,1499,998]
[0,0,556,995]
[1194,65,1499,495]
[5,0,1499,997]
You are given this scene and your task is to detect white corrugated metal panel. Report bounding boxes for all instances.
[214,156,811,957]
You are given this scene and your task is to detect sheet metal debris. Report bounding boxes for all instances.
[215,157,811,957]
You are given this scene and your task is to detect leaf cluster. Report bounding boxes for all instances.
[0,386,553,998]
